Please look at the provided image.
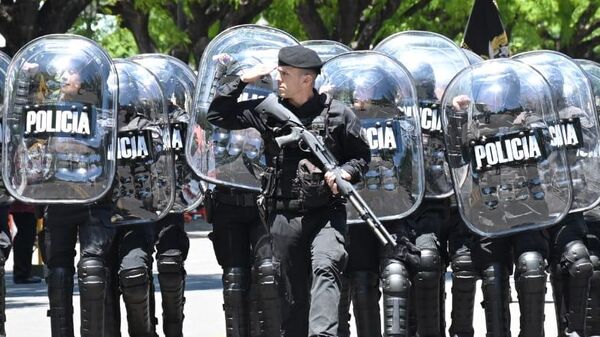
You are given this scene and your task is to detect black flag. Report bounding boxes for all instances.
[462,0,510,59]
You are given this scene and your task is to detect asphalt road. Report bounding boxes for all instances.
[3,220,559,337]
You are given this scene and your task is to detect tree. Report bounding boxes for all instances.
[0,0,92,56]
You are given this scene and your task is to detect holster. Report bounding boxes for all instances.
[204,189,214,224]
[296,158,330,209]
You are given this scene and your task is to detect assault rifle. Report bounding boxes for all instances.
[255,94,397,247]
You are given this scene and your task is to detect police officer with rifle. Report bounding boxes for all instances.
[207,45,371,337]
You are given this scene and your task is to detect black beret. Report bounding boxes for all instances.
[278,45,323,73]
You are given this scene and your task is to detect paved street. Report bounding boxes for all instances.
[3,222,559,337]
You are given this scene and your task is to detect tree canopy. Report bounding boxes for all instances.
[0,0,599,65]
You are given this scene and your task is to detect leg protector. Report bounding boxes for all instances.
[413,248,442,337]
[222,267,250,337]
[351,271,382,337]
[337,274,352,337]
[77,258,107,337]
[561,241,593,335]
[119,267,155,337]
[0,257,5,337]
[481,263,511,337]
[253,259,281,337]
[47,267,75,337]
[381,259,410,337]
[587,253,600,337]
[514,251,546,337]
[449,253,478,337]
[157,254,186,337]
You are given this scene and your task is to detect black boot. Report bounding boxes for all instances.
[157,255,186,337]
[120,267,156,337]
[253,259,281,337]
[381,259,410,337]
[481,263,511,337]
[47,267,75,337]
[414,248,442,337]
[351,271,382,337]
[514,252,546,337]
[449,254,478,337]
[337,274,352,337]
[222,267,250,337]
[587,252,600,337]
[78,258,108,337]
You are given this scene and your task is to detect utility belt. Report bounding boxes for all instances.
[204,188,258,223]
[267,198,311,214]
[213,191,257,207]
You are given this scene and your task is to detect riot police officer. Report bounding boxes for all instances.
[208,45,370,337]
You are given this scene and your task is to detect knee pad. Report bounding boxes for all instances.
[77,257,106,301]
[591,253,600,282]
[119,267,150,304]
[157,254,185,290]
[515,251,546,291]
[222,267,249,299]
[254,259,278,299]
[563,241,594,280]
[451,253,479,288]
[381,259,410,296]
[416,248,442,284]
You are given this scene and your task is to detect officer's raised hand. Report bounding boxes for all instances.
[452,94,471,110]
[240,63,277,84]
[325,169,351,195]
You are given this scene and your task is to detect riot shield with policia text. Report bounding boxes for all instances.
[317,51,424,222]
[0,51,12,204]
[2,34,117,204]
[375,31,470,199]
[111,59,175,225]
[514,51,600,213]
[186,24,300,192]
[441,58,572,237]
[129,54,204,213]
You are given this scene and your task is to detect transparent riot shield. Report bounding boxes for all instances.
[186,24,299,191]
[129,54,203,213]
[111,60,175,225]
[462,48,484,65]
[575,59,600,114]
[375,31,470,198]
[301,40,351,61]
[514,51,600,213]
[2,34,117,204]
[318,51,424,222]
[0,51,11,204]
[441,59,571,237]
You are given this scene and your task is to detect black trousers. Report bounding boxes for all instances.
[210,201,267,268]
[154,213,190,264]
[269,205,348,337]
[0,206,11,263]
[11,212,37,280]
[43,204,115,270]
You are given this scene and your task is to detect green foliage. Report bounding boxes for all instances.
[101,25,140,57]
[261,0,308,40]
[148,6,190,52]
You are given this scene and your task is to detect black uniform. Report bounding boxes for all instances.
[207,73,370,336]
[153,212,189,337]
[446,206,514,337]
[42,203,115,337]
[104,223,157,337]
[0,205,11,337]
[583,211,600,337]
[207,186,278,337]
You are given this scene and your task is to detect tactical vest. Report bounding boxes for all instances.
[262,94,339,210]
